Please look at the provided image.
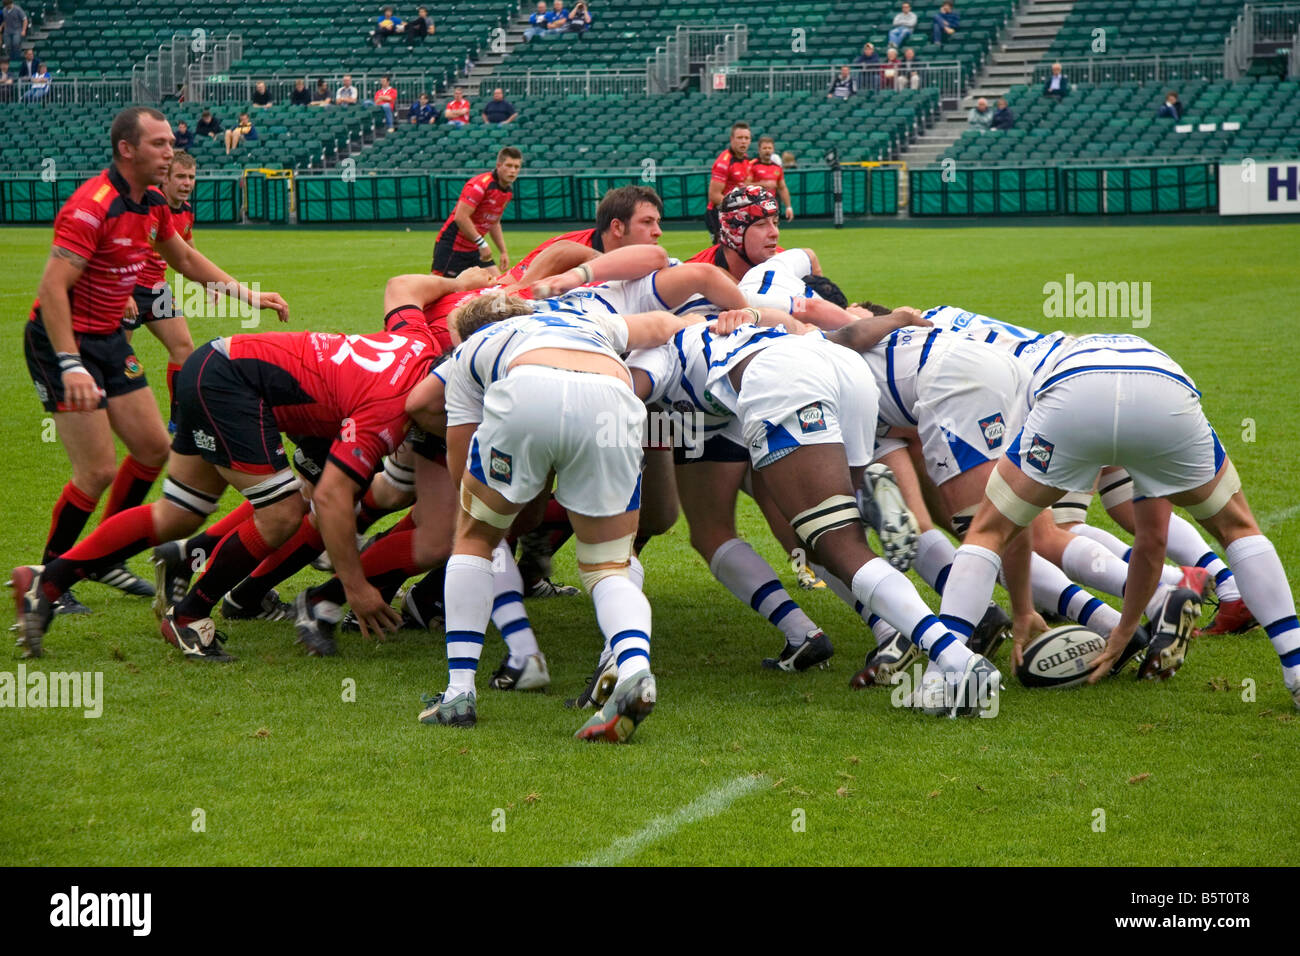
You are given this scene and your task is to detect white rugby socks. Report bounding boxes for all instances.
[1166,513,1241,602]
[1030,553,1121,636]
[1061,535,1167,622]
[444,553,495,696]
[710,538,818,646]
[853,558,970,672]
[489,542,538,668]
[1225,535,1300,684]
[914,528,958,596]
[591,574,652,683]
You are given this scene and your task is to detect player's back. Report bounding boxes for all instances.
[1030,333,1196,403]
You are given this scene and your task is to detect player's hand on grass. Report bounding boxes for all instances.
[253,290,290,323]
[1011,610,1049,669]
[1088,621,1137,683]
[60,367,104,412]
[347,583,404,640]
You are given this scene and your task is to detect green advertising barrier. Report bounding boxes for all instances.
[296,175,436,223]
[245,174,289,223]
[910,163,1217,216]
[0,176,242,224]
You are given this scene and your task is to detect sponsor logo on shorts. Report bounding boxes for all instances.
[797,402,826,433]
[124,356,144,380]
[1027,434,1054,473]
[701,389,730,417]
[192,429,216,453]
[978,412,1006,450]
[489,448,512,484]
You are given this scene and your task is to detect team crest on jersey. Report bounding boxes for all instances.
[796,402,826,433]
[489,448,513,484]
[1026,434,1054,473]
[978,413,1006,450]
[124,356,144,379]
[192,429,216,453]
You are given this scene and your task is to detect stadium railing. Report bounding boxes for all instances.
[705,62,965,106]
[1226,2,1300,77]
[487,69,654,98]
[2,76,136,106]
[1030,54,1226,86]
[188,72,439,106]
[649,24,749,93]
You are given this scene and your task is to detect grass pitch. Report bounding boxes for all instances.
[1,221,1298,866]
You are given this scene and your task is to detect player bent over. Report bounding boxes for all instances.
[13,319,436,659]
[404,294,701,738]
[937,333,1300,709]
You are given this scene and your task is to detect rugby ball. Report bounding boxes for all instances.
[1015,625,1108,689]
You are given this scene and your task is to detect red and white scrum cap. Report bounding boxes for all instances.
[718,185,778,256]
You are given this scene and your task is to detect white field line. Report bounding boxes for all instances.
[572,774,764,867]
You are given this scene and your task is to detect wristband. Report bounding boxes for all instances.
[475,235,489,250]
[56,352,87,375]
[745,307,761,323]
[575,262,594,284]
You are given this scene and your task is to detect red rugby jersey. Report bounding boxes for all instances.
[708,148,752,209]
[137,200,194,291]
[436,171,514,253]
[224,319,434,486]
[503,226,601,284]
[749,160,784,190]
[31,166,176,334]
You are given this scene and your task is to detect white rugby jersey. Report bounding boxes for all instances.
[1027,333,1199,409]
[923,304,1072,389]
[860,325,952,428]
[700,323,798,415]
[627,324,740,441]
[438,309,630,426]
[740,249,819,313]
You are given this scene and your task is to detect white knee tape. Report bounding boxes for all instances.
[459,483,515,530]
[1051,491,1093,525]
[162,477,220,516]
[791,495,861,550]
[1099,469,1134,510]
[576,533,636,591]
[242,469,301,509]
[985,468,1042,527]
[1185,461,1241,520]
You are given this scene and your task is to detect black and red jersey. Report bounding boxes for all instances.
[749,161,784,190]
[436,171,514,254]
[137,199,194,291]
[222,318,435,486]
[31,166,176,334]
[504,226,602,284]
[707,149,752,209]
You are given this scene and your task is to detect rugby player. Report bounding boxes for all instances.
[431,146,522,277]
[22,106,288,615]
[704,121,753,240]
[748,135,794,221]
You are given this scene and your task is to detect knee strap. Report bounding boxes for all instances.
[791,494,861,550]
[459,483,516,530]
[162,477,220,516]
[985,468,1042,527]
[1051,491,1093,526]
[1099,469,1134,510]
[576,533,636,591]
[242,469,301,509]
[1186,461,1241,520]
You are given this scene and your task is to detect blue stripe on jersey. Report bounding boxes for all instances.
[884,333,918,426]
[625,472,643,512]
[468,335,492,388]
[468,435,488,485]
[1013,334,1045,356]
[650,271,671,310]
[1035,364,1200,398]
[1064,345,1165,359]
[1004,428,1023,470]
[701,327,715,366]
[764,420,799,457]
[489,330,518,385]
[946,427,993,473]
[675,296,713,315]
[758,270,775,295]
[708,328,783,369]
[1211,427,1226,473]
[1029,337,1067,376]
[985,330,998,343]
[587,291,619,315]
[673,332,708,412]
[918,328,940,370]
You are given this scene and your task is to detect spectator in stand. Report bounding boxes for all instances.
[991,96,1014,130]
[931,2,959,45]
[374,75,398,129]
[18,47,38,78]
[445,85,470,125]
[899,45,921,89]
[408,92,436,124]
[2,0,27,63]
[1157,91,1182,119]
[290,78,311,106]
[888,2,917,48]
[881,47,901,89]
[828,64,857,99]
[224,111,257,153]
[853,42,880,90]
[20,59,48,101]
[0,63,14,103]
[372,6,404,47]
[252,80,273,108]
[1043,61,1069,98]
[196,108,222,138]
[543,0,568,39]
[481,87,517,124]
[524,1,549,41]
[174,119,194,149]
[967,96,993,130]
[310,79,332,106]
[406,7,432,46]
[781,150,797,168]
[336,74,358,105]
[566,0,592,35]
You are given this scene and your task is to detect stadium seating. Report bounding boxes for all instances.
[939,77,1300,165]
[0,102,387,172]
[351,88,940,171]
[9,0,511,85]
[1044,0,1248,60]
[502,0,1015,85]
